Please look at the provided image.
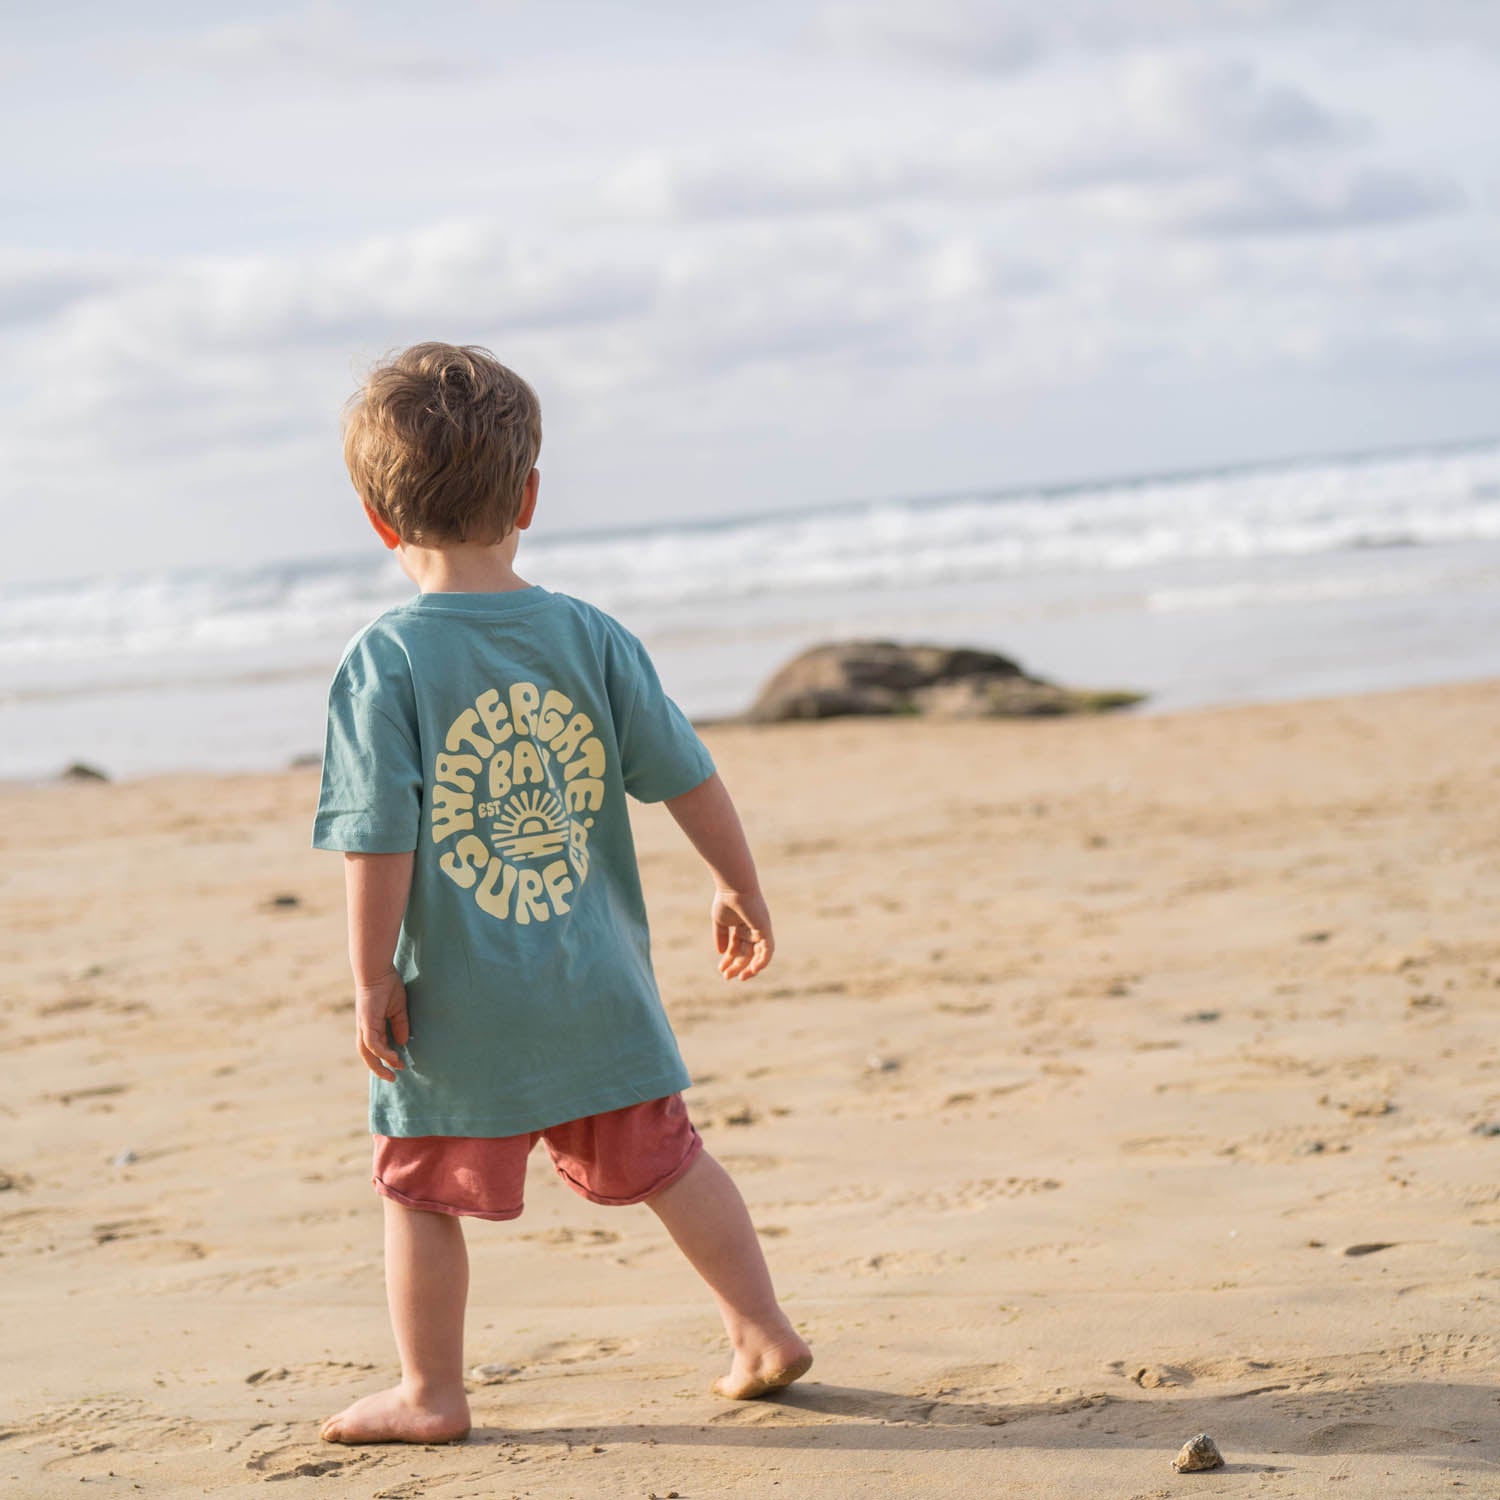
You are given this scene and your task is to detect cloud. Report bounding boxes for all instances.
[817,1,1041,74]
[1175,165,1466,236]
[138,8,489,85]
[1121,56,1353,150]
[0,221,669,532]
[599,57,1362,226]
[0,214,1057,500]
[44,223,657,369]
[600,147,943,221]
[815,0,1500,66]
[0,254,131,329]
[923,239,1052,302]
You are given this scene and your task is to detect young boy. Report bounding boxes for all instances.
[312,342,811,1445]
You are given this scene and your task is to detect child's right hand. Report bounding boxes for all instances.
[712,888,774,981]
[354,970,409,1081]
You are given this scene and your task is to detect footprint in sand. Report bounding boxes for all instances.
[1106,1353,1286,1402]
[0,1203,72,1257]
[21,1398,215,1468]
[44,1082,130,1108]
[707,1402,791,1425]
[244,1440,373,1481]
[1384,1332,1500,1373]
[244,1361,377,1389]
[472,1336,634,1384]
[1119,1134,1208,1158]
[92,1216,161,1244]
[845,1248,959,1277]
[1301,1420,1462,1455]
[897,1177,1063,1213]
[87,1216,207,1264]
[37,993,102,1017]
[713,1152,783,1174]
[517,1226,621,1249]
[534,1335,632,1366]
[926,1361,1024,1396]
[186,1263,306,1294]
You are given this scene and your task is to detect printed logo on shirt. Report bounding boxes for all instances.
[428,680,604,924]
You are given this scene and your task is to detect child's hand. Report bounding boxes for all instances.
[354,970,409,1081]
[712,888,774,981]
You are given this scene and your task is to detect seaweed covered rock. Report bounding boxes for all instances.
[743,640,1143,723]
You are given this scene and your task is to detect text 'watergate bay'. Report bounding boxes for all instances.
[430,681,604,924]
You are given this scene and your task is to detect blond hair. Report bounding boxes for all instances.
[342,343,542,544]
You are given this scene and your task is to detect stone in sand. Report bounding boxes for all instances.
[1172,1432,1224,1472]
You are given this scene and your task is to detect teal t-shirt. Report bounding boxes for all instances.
[311,586,715,1137]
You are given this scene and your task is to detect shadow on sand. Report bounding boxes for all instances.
[455,1377,1496,1468]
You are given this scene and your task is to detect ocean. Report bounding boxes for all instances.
[5,438,1500,781]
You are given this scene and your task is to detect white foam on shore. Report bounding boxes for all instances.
[5,438,1499,777]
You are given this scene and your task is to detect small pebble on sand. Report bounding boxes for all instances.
[1172,1432,1224,1472]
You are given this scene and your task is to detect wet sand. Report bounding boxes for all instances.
[4,680,1500,1497]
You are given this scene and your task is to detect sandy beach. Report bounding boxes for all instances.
[5,679,1500,1498]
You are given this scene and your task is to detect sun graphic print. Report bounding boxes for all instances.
[428,679,607,926]
[490,788,568,861]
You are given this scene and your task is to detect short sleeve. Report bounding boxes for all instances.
[612,628,715,804]
[312,681,423,853]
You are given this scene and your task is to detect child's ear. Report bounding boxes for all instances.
[363,506,401,550]
[516,468,540,532]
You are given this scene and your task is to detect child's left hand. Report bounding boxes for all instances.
[354,970,409,1081]
[712,887,774,981]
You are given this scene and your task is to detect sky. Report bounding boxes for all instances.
[2,1,1497,585]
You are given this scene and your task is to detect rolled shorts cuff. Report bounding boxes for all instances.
[547,1122,703,1206]
[371,1173,523,1222]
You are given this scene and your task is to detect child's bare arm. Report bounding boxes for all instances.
[343,851,414,1080]
[664,772,773,981]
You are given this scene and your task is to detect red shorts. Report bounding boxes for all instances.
[371,1093,702,1221]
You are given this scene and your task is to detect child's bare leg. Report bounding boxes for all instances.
[647,1151,811,1398]
[321,1199,472,1444]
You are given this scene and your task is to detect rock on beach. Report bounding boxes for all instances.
[739,640,1143,723]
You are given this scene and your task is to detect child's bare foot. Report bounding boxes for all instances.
[712,1337,813,1400]
[320,1383,471,1445]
